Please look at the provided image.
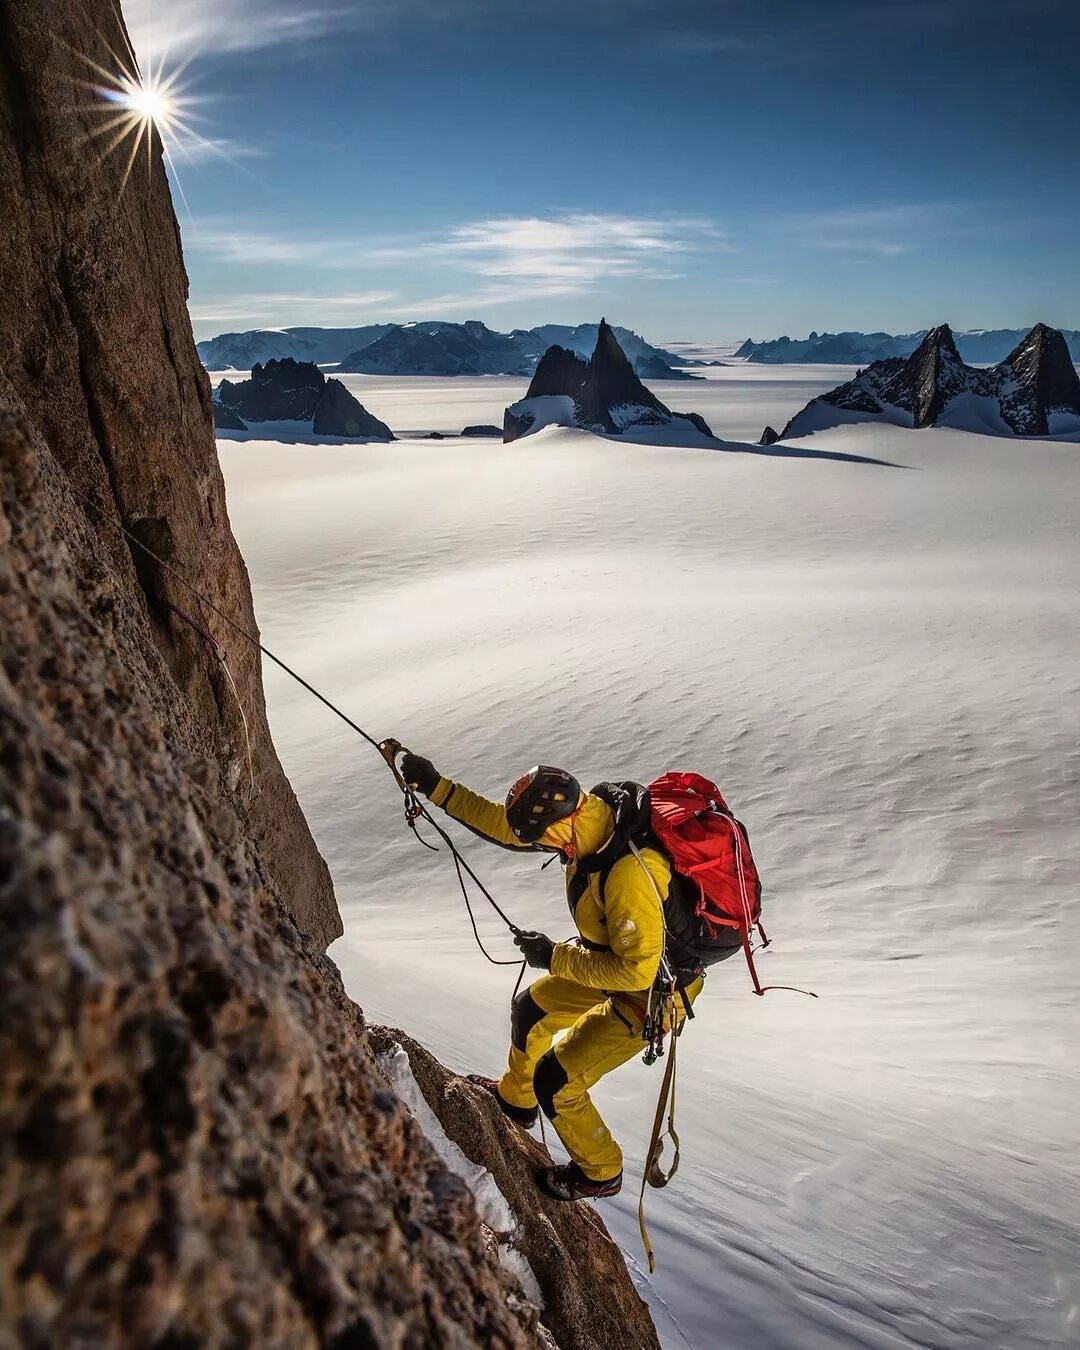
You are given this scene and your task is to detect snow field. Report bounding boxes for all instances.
[220,391,1080,1350]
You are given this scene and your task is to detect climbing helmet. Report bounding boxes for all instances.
[505,765,582,842]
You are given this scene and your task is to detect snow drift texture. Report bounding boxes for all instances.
[0,4,655,1346]
[504,320,715,442]
[780,323,1080,439]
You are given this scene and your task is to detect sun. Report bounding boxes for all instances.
[117,77,174,127]
[70,29,206,203]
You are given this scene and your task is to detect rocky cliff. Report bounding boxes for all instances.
[0,0,338,948]
[0,3,658,1346]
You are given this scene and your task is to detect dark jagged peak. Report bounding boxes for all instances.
[760,425,780,446]
[313,377,395,439]
[574,317,670,431]
[253,356,324,389]
[999,323,1080,435]
[779,321,1080,441]
[905,324,966,427]
[504,321,714,444]
[214,360,393,439]
[523,343,588,398]
[216,358,326,421]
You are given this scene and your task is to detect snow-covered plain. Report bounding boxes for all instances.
[218,365,1080,1350]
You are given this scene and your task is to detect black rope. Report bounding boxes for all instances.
[81,492,525,963]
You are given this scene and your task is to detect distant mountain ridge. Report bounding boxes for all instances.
[778,322,1080,440]
[197,320,696,381]
[737,327,1080,365]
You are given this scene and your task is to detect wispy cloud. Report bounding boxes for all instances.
[371,212,729,295]
[184,222,354,265]
[123,0,377,64]
[777,203,986,257]
[184,211,728,310]
[188,289,397,327]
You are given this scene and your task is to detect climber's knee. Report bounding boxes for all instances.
[534,1049,568,1120]
[510,987,547,1053]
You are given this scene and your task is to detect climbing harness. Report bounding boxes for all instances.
[81,493,526,974]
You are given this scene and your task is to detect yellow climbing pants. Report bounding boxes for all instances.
[498,973,703,1181]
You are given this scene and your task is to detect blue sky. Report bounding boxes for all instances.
[122,0,1080,343]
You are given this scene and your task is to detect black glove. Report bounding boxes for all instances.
[401,752,440,797]
[514,930,555,969]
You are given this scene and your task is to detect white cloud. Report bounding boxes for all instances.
[188,289,397,326]
[122,0,378,65]
[371,212,728,294]
[184,223,351,265]
[184,211,727,326]
[185,211,727,299]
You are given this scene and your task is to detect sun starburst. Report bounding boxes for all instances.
[68,15,228,208]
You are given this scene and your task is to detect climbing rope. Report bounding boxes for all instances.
[80,492,526,970]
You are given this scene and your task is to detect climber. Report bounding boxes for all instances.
[399,754,704,1203]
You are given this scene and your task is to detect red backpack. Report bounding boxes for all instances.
[647,772,770,995]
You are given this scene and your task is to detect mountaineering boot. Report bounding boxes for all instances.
[537,1161,623,1202]
[466,1074,539,1129]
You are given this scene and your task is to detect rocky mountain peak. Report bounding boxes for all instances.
[505,325,713,443]
[1000,322,1080,433]
[779,321,1080,440]
[215,362,393,438]
[251,356,324,389]
[913,323,962,364]
[907,323,965,426]
[577,318,669,429]
[522,344,588,398]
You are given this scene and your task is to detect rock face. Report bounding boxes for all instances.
[313,377,395,438]
[0,409,558,1348]
[0,0,337,948]
[504,320,715,443]
[368,1030,660,1350]
[460,424,503,437]
[215,360,394,439]
[0,5,657,1346]
[780,323,1080,439]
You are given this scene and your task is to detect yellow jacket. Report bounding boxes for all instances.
[429,778,670,994]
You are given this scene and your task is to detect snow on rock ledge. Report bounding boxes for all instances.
[367,1026,662,1350]
[376,1043,547,1314]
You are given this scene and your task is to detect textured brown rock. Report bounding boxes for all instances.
[0,408,548,1347]
[0,0,338,948]
[368,1029,662,1350]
